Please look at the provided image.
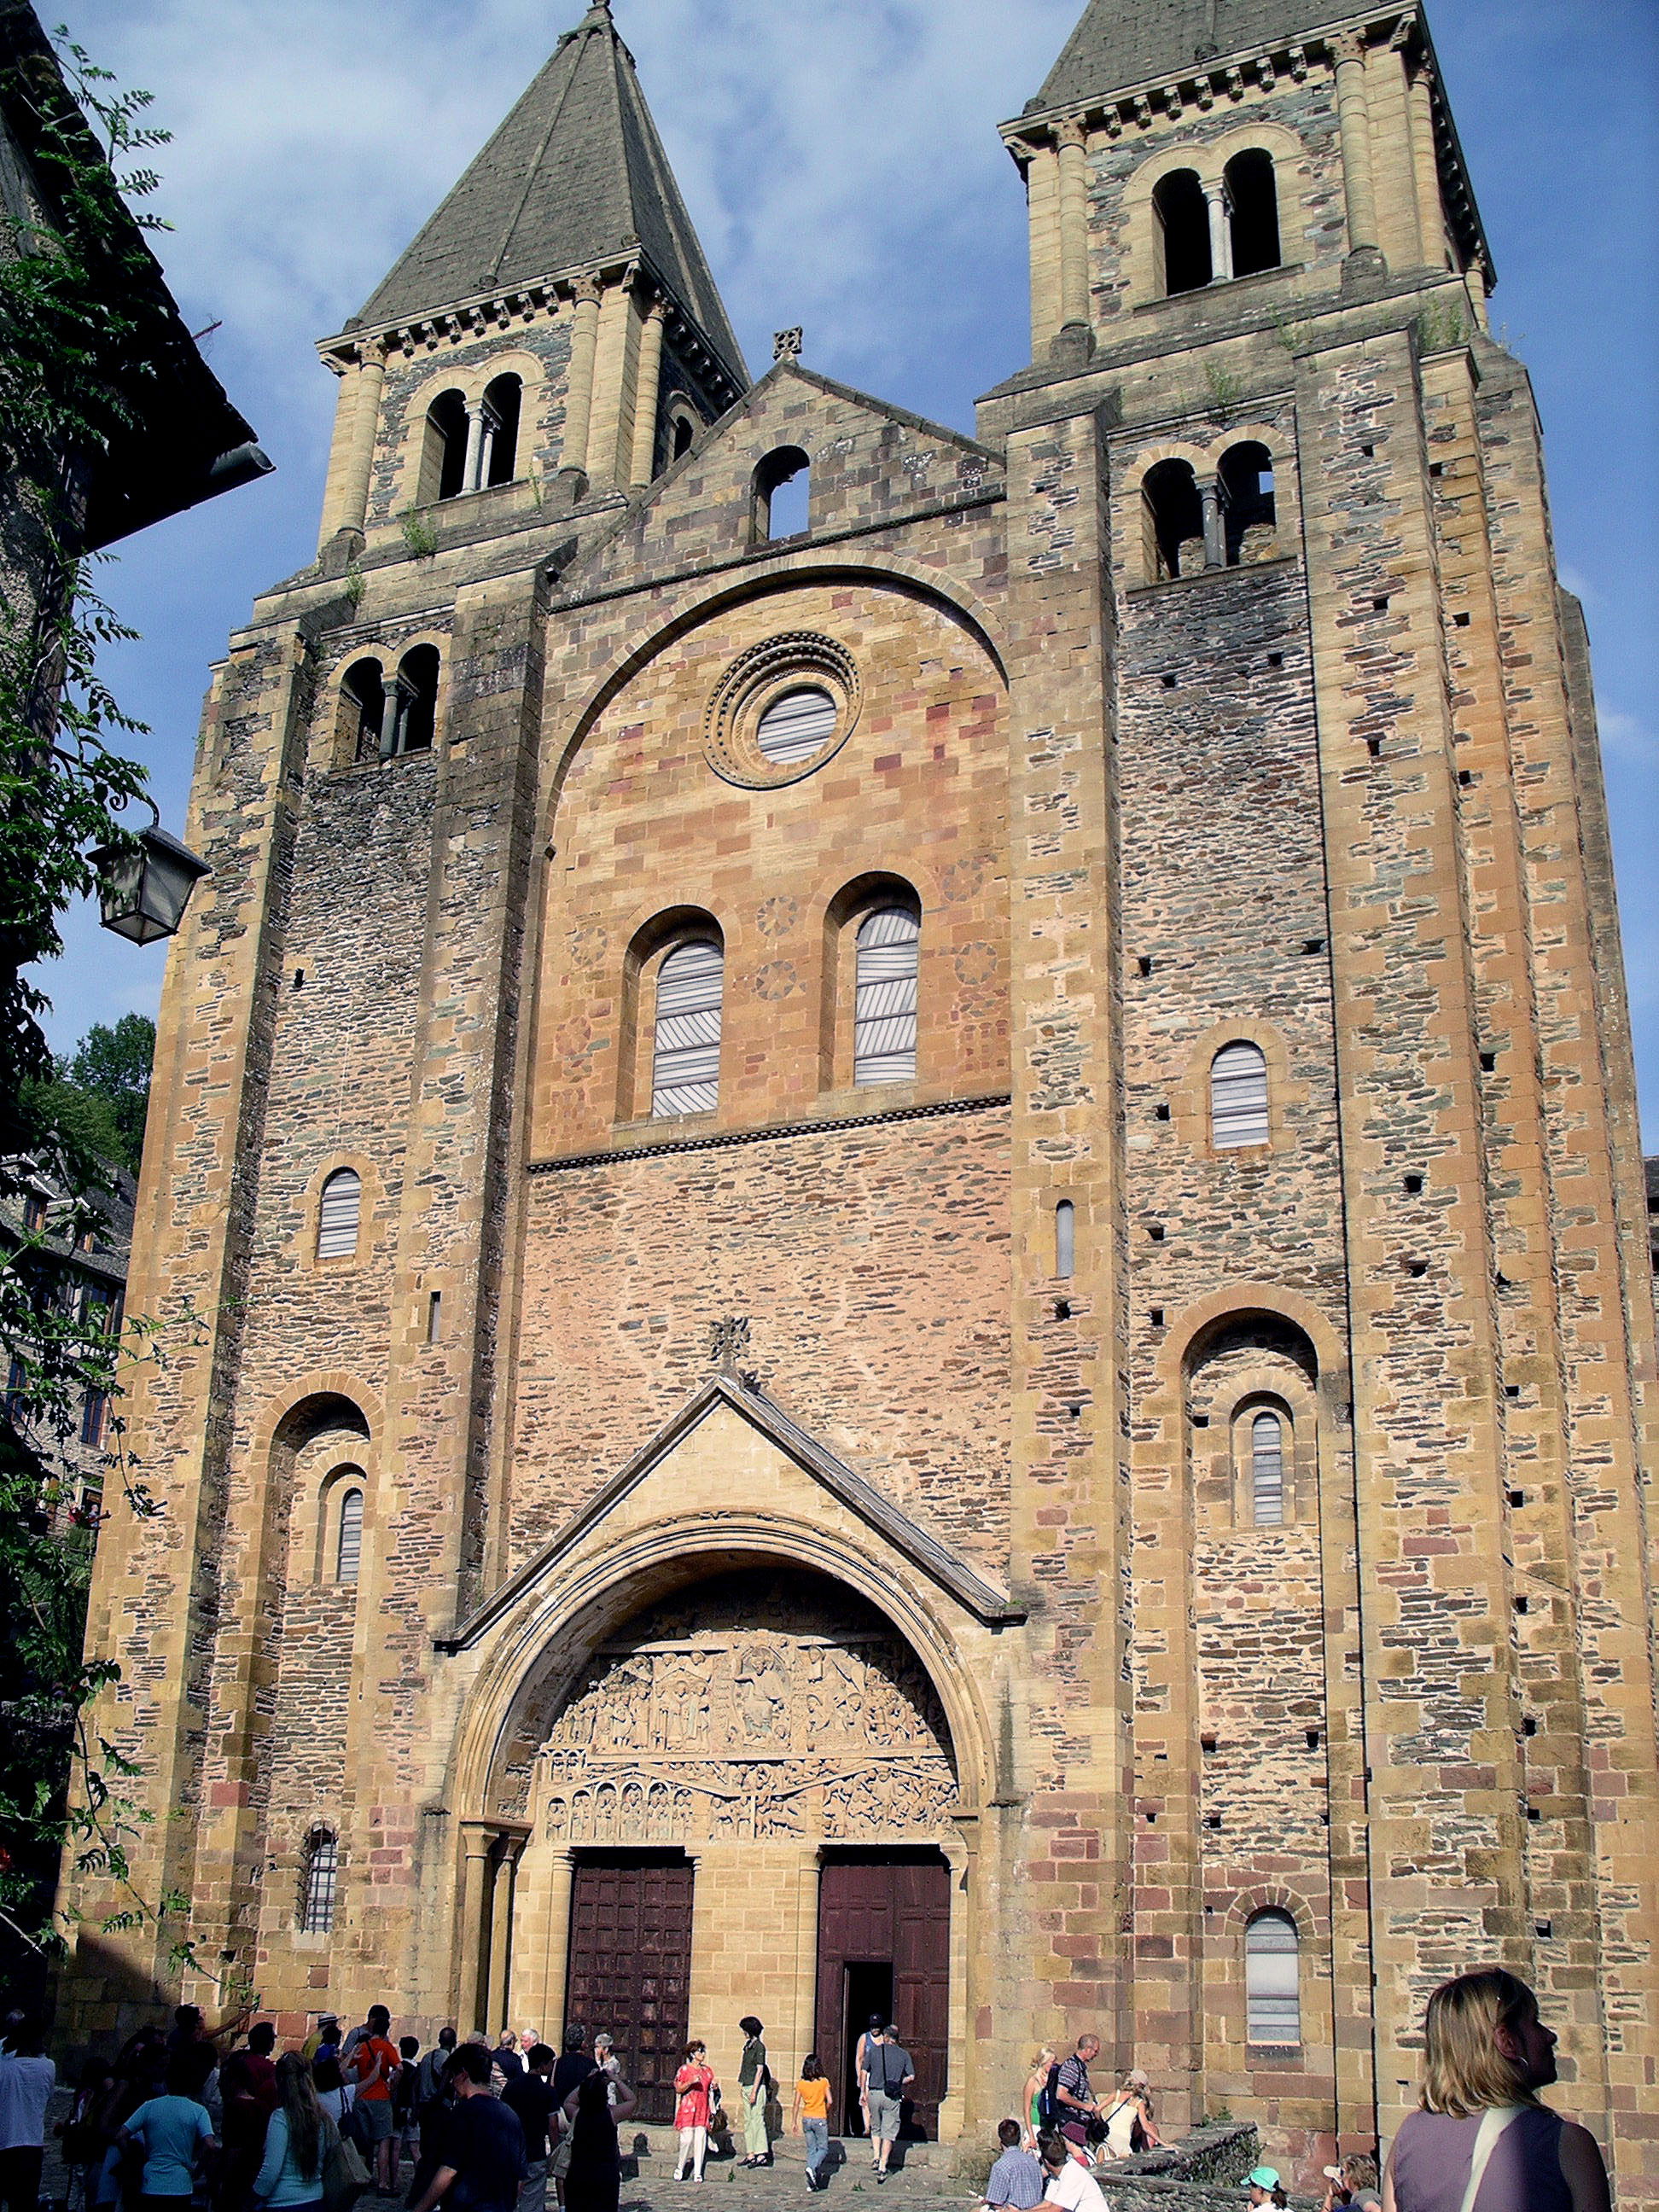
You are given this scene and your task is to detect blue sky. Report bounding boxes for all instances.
[41,0,1659,1141]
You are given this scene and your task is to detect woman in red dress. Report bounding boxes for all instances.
[672,2042,718,2184]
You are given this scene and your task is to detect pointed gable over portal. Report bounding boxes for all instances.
[352,0,743,386]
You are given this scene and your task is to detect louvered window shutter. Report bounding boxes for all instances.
[1245,1912,1301,2044]
[1210,1041,1269,1147]
[755,687,835,765]
[653,941,723,1116]
[1251,1412,1284,1526]
[317,1168,362,1260]
[853,909,919,1085]
[336,1487,364,1584]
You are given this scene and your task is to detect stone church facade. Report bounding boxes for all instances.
[67,0,1659,2194]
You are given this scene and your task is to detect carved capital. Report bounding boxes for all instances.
[569,272,602,307]
[1056,115,1088,151]
[1329,29,1367,69]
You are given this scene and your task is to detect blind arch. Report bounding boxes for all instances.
[854,908,920,1085]
[652,940,724,1116]
[1211,1041,1269,1148]
[1245,1910,1301,2044]
[317,1168,362,1260]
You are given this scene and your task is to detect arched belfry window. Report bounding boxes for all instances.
[335,1484,364,1583]
[421,389,469,504]
[1219,442,1277,566]
[652,940,724,1117]
[1225,150,1281,279]
[1245,1911,1301,2046]
[300,1829,339,1935]
[317,1168,362,1260]
[482,374,522,487]
[1143,459,1204,583]
[1250,1411,1285,1526]
[753,445,812,542]
[343,657,387,765]
[382,644,439,758]
[1154,169,1212,295]
[854,908,920,1085]
[1210,1041,1269,1147]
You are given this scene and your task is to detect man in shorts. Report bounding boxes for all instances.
[346,2005,402,2192]
[864,2025,913,2183]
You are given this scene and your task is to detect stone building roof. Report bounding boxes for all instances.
[352,0,744,383]
[1035,0,1370,108]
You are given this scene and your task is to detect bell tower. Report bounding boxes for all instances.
[312,0,746,562]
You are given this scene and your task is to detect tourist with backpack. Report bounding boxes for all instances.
[1022,2049,1058,2154]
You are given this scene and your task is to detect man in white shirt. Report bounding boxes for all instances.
[0,2013,57,2212]
[1039,2133,1109,2212]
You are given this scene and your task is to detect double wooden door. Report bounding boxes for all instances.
[566,1854,694,2122]
[814,1851,951,2139]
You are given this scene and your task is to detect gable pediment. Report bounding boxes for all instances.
[440,1375,1021,1652]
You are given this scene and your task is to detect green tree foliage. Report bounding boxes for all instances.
[26,1010,155,1174]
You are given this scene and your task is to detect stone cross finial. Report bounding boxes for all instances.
[710,1315,751,1377]
[773,327,803,363]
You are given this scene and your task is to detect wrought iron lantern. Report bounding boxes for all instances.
[90,820,212,945]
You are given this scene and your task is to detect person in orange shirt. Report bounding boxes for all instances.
[345,2006,402,2192]
[791,2056,834,2194]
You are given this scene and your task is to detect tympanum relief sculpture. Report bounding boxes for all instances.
[529,1575,959,1844]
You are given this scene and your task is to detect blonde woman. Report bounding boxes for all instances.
[1383,1969,1610,2212]
[1022,2048,1057,2153]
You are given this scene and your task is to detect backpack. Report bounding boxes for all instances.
[1035,2064,1062,2132]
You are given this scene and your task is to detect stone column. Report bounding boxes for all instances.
[1056,119,1091,329]
[318,346,386,550]
[1203,185,1232,284]
[628,299,670,488]
[1407,60,1443,267]
[1199,475,1225,570]
[586,276,635,488]
[456,1824,498,2033]
[1330,32,1381,260]
[486,1831,528,2029]
[1022,137,1063,356]
[463,404,487,495]
[560,275,602,480]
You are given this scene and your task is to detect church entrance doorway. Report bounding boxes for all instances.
[566,1852,693,2122]
[815,1850,950,2140]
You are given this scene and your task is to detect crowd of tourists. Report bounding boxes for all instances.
[0,1968,1613,2212]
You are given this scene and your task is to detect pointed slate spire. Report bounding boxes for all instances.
[1033,0,1359,108]
[352,2,743,383]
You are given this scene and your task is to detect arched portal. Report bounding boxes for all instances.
[475,1563,963,2138]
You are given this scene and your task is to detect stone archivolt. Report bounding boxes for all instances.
[532,1575,959,1843]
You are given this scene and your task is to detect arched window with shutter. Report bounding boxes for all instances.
[1211,1041,1269,1148]
[300,1828,338,1935]
[1251,1411,1285,1526]
[1245,1910,1301,2046]
[854,909,920,1085]
[652,941,723,1117]
[335,1486,364,1583]
[317,1168,362,1260]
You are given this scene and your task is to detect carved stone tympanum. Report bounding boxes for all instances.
[527,1572,959,1844]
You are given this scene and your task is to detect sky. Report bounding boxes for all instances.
[38,0,1659,1141]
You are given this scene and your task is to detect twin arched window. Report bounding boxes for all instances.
[421,375,522,504]
[317,1168,362,1260]
[1244,1910,1301,2045]
[1153,152,1281,299]
[1210,1041,1269,1146]
[300,1828,339,1935]
[1141,448,1278,585]
[343,645,439,764]
[652,940,725,1117]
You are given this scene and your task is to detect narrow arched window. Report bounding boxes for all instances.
[300,1829,339,1935]
[384,643,439,758]
[482,374,522,487]
[1153,169,1212,295]
[1211,1041,1269,1148]
[1225,150,1281,279]
[422,389,469,504]
[1250,1412,1285,1526]
[1055,1201,1075,1280]
[343,658,386,765]
[854,909,920,1085]
[335,1487,364,1583]
[317,1168,362,1260]
[1220,442,1277,566]
[1245,1911,1301,2045]
[652,941,724,1116]
[1142,459,1204,582]
[668,408,698,465]
[753,445,811,542]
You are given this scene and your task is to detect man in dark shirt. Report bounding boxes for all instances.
[408,2046,525,2212]
[501,2046,556,2212]
[493,2033,525,2084]
[217,2023,278,2212]
[865,2025,914,2182]
[549,2031,595,2111]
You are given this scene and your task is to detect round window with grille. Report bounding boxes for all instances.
[755,686,836,765]
[703,632,859,787]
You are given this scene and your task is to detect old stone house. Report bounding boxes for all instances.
[66,0,1659,2196]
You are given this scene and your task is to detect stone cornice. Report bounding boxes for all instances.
[528,1091,1011,1175]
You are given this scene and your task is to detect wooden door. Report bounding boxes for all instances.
[814,1852,951,2138]
[566,1854,694,2122]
